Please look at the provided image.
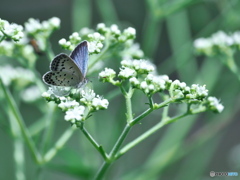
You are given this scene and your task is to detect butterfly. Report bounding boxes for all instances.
[43,41,88,89]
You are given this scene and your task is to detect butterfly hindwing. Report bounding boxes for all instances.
[43,71,80,87]
[70,41,88,77]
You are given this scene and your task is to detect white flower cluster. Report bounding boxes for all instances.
[24,17,60,51]
[0,18,24,41]
[87,32,105,53]
[121,59,155,74]
[59,30,105,54]
[42,87,109,123]
[21,85,42,102]
[0,17,59,66]
[207,96,224,113]
[99,59,156,86]
[169,80,208,100]
[130,74,171,94]
[58,97,80,111]
[121,40,144,60]
[25,17,60,35]
[194,31,240,56]
[65,106,85,123]
[0,65,35,86]
[59,32,82,50]
[59,23,138,56]
[80,88,109,110]
[0,40,14,56]
[96,23,136,42]
[98,59,223,113]
[98,68,118,84]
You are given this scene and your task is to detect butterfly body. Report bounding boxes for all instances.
[43,41,88,88]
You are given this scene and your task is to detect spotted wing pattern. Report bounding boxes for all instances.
[43,54,83,87]
[43,71,80,87]
[70,41,88,77]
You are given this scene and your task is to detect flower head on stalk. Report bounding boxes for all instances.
[194,30,240,56]
[42,87,109,124]
[99,58,224,114]
[0,18,24,42]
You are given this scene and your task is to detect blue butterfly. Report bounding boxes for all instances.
[43,41,88,88]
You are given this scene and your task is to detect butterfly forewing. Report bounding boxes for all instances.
[70,41,88,77]
[43,71,80,87]
[50,53,83,77]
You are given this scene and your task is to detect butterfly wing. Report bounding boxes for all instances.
[70,41,88,77]
[43,71,80,87]
[43,53,84,87]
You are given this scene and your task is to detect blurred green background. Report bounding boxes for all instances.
[1,0,240,179]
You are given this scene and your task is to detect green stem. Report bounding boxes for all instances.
[14,138,25,180]
[130,98,174,126]
[94,124,132,180]
[43,126,76,163]
[9,111,25,180]
[94,94,178,179]
[0,34,6,42]
[125,86,134,123]
[0,78,42,163]
[40,104,56,154]
[115,113,188,159]
[79,123,109,161]
[224,54,240,82]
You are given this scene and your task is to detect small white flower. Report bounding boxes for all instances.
[92,97,109,110]
[148,84,155,90]
[69,32,81,44]
[129,77,140,86]
[88,41,103,53]
[132,59,155,73]
[48,17,60,28]
[58,100,80,110]
[118,67,136,79]
[80,88,96,102]
[121,42,144,59]
[110,24,121,35]
[59,38,67,45]
[97,23,106,30]
[21,86,41,102]
[140,81,148,89]
[88,32,105,41]
[207,96,224,113]
[79,27,93,36]
[25,18,42,34]
[0,40,14,56]
[148,74,166,90]
[193,84,208,97]
[121,59,133,67]
[123,27,136,38]
[99,68,116,78]
[65,106,85,122]
[194,38,212,49]
[232,31,240,45]
[97,23,108,33]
